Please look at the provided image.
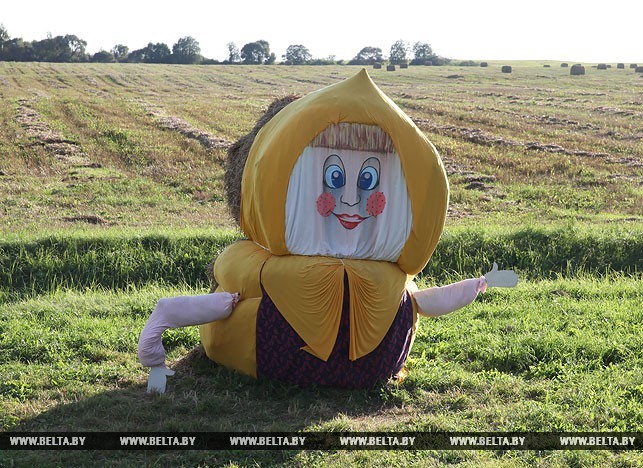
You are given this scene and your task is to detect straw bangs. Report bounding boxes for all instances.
[310,123,396,153]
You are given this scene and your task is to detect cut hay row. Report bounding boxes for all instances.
[469,91,602,110]
[474,105,643,141]
[594,106,643,118]
[477,105,600,131]
[412,117,643,168]
[15,96,92,167]
[136,100,233,152]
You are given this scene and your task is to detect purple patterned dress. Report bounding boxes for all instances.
[256,276,415,388]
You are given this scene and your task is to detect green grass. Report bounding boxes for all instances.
[1,62,642,466]
[0,226,640,304]
[1,277,641,466]
[0,229,240,301]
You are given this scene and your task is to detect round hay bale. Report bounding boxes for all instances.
[480,62,488,67]
[373,63,382,69]
[400,63,408,69]
[570,64,585,75]
[543,64,551,68]
[561,63,569,67]
[607,64,612,68]
[224,95,299,224]
[386,64,396,71]
[630,63,638,68]
[636,66,643,73]
[597,63,607,70]
[501,65,512,73]
[617,63,625,69]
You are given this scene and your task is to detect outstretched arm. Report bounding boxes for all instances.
[413,263,517,317]
[138,292,239,393]
[413,277,486,317]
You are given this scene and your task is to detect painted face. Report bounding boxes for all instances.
[316,152,386,229]
[285,143,412,261]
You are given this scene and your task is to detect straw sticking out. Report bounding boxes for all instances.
[310,123,395,153]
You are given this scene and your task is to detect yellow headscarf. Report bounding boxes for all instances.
[241,68,448,275]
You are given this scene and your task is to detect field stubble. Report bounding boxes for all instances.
[0,62,641,231]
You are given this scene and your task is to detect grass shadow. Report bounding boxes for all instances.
[4,346,405,466]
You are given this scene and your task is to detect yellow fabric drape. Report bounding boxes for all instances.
[262,255,408,361]
[201,241,410,365]
[240,69,449,276]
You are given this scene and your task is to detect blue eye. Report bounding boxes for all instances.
[358,166,379,190]
[324,164,345,189]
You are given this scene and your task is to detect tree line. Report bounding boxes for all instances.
[0,25,449,66]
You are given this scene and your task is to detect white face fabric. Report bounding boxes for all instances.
[285,145,413,261]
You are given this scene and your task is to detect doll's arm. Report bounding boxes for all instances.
[413,263,518,317]
[138,292,239,393]
[413,277,486,317]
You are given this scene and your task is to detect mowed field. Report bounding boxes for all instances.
[0,62,642,466]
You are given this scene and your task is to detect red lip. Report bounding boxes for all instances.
[334,213,366,230]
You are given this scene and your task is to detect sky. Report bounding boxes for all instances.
[2,0,642,63]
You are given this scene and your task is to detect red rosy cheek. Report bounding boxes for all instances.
[366,192,386,216]
[316,192,336,217]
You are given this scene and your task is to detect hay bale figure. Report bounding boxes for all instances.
[387,64,396,71]
[501,65,512,73]
[570,64,585,76]
[137,70,519,393]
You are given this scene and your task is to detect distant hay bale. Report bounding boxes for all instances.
[617,63,625,69]
[561,63,569,67]
[607,64,612,68]
[597,63,607,70]
[480,62,488,67]
[630,63,638,68]
[400,63,408,69]
[424,60,432,66]
[636,67,643,73]
[224,95,299,224]
[543,64,551,68]
[387,64,396,71]
[570,64,585,75]
[373,63,382,69]
[501,65,512,73]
